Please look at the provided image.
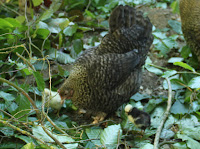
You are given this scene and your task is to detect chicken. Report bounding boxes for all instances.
[58,5,153,122]
[125,104,151,132]
[43,88,63,112]
[179,0,200,62]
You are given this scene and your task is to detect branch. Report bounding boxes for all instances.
[42,126,66,149]
[0,77,40,119]
[153,77,172,149]
[0,119,50,147]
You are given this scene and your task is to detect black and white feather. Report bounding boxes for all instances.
[125,104,150,130]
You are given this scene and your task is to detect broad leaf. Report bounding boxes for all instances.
[33,71,45,91]
[86,127,102,146]
[188,76,200,89]
[173,62,195,72]
[100,124,122,148]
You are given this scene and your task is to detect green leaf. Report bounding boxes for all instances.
[73,39,83,55]
[46,48,75,64]
[59,19,70,30]
[188,76,200,89]
[33,71,45,91]
[63,24,78,36]
[13,94,31,120]
[145,99,164,113]
[176,115,200,128]
[32,0,43,6]
[0,127,14,136]
[15,135,34,143]
[163,78,185,90]
[181,45,191,58]
[100,124,122,148]
[156,2,167,9]
[140,143,154,149]
[78,26,92,31]
[0,18,13,28]
[32,126,78,148]
[162,70,177,78]
[21,142,35,149]
[130,93,151,101]
[85,10,96,19]
[171,100,190,114]
[177,133,200,149]
[0,91,15,102]
[182,127,200,141]
[36,28,50,39]
[173,142,187,149]
[168,20,182,34]
[168,57,184,63]
[171,1,179,14]
[173,62,195,72]
[86,127,102,146]
[145,64,163,75]
[45,18,70,33]
[0,143,23,149]
[5,18,21,27]
[39,0,62,21]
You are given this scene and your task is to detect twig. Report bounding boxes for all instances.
[66,138,100,144]
[0,119,50,147]
[25,0,33,57]
[159,140,176,147]
[0,1,21,16]
[116,130,122,149]
[0,77,40,119]
[42,126,66,149]
[147,63,171,71]
[16,52,36,71]
[153,77,172,149]
[46,115,69,135]
[0,109,32,132]
[65,120,116,130]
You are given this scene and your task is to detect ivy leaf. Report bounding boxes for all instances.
[33,71,45,91]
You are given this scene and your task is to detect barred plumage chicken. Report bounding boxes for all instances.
[58,5,153,122]
[179,0,200,62]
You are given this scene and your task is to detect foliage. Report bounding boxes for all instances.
[0,0,200,148]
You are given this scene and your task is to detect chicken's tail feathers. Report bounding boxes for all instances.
[109,5,136,33]
[109,5,152,38]
[98,5,153,59]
